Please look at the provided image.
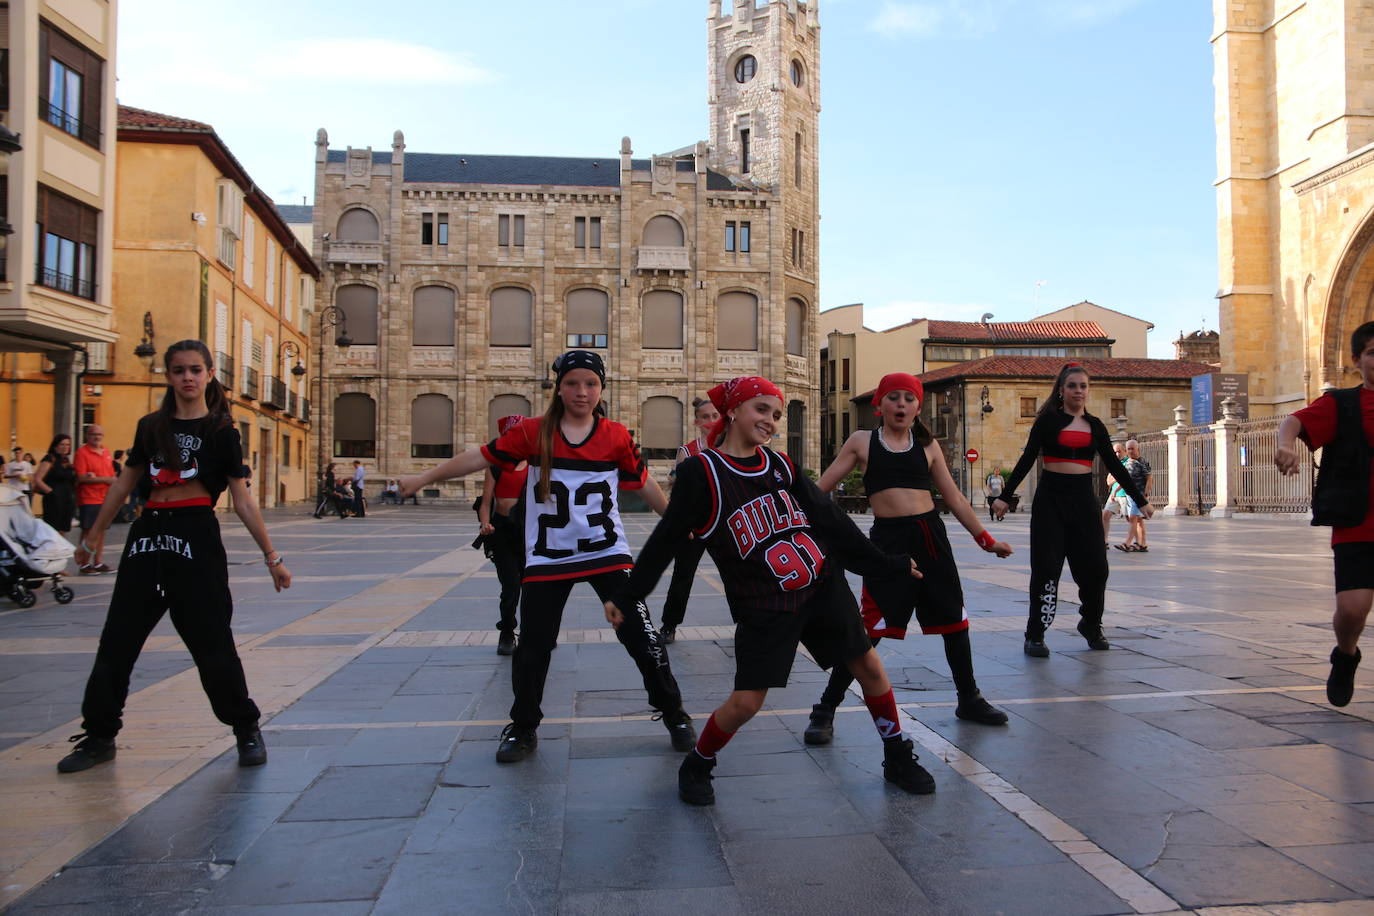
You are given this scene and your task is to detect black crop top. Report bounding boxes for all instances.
[126,413,246,505]
[863,427,933,495]
[1002,409,1149,508]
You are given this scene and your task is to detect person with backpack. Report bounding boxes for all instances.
[1276,320,1374,707]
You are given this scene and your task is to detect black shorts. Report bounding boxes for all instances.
[78,503,101,530]
[859,512,967,639]
[732,573,872,691]
[1334,541,1374,593]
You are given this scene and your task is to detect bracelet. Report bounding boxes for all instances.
[974,530,997,551]
[264,552,284,567]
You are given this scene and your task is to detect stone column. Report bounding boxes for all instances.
[1210,397,1241,519]
[1162,404,1190,517]
[49,350,78,441]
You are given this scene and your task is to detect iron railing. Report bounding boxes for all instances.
[263,377,287,409]
[37,266,95,300]
[300,398,311,423]
[1182,425,1215,514]
[242,366,259,400]
[40,97,101,148]
[1234,415,1314,513]
[1135,431,1169,508]
[285,391,298,417]
[216,352,235,390]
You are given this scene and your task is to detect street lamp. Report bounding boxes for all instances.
[134,312,157,367]
[315,305,352,494]
[280,339,306,377]
[979,385,994,414]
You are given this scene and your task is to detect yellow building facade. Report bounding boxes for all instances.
[1214,0,1374,412]
[0,0,119,456]
[108,106,319,506]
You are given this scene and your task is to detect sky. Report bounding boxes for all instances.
[117,0,1218,359]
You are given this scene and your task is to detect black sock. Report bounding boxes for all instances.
[942,630,978,697]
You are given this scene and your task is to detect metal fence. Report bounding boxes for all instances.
[1234,416,1313,513]
[1134,431,1169,507]
[1183,426,1215,514]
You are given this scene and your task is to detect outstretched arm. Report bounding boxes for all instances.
[926,445,1012,557]
[399,446,491,497]
[816,432,862,493]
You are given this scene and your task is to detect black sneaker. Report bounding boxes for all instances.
[655,709,696,751]
[1328,646,1362,707]
[803,703,835,745]
[56,733,116,773]
[660,625,676,646]
[236,728,268,767]
[678,751,716,805]
[1076,621,1111,650]
[1023,637,1050,658]
[882,737,936,794]
[497,632,517,656]
[955,692,1009,725]
[495,723,537,762]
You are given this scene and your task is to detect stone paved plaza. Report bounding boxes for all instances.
[1,505,1372,914]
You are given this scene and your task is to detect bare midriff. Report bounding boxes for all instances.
[869,487,936,518]
[1041,460,1093,475]
[495,496,520,515]
[147,479,213,504]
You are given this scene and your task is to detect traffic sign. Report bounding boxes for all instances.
[965,448,979,463]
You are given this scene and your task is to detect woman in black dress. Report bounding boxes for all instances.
[33,434,77,534]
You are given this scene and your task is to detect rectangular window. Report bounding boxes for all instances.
[265,239,275,306]
[798,230,805,267]
[567,333,608,348]
[282,434,291,463]
[498,214,509,247]
[242,215,255,287]
[819,363,826,394]
[575,216,586,249]
[725,221,736,252]
[1111,398,1127,419]
[39,21,103,149]
[422,213,433,245]
[498,214,525,248]
[575,216,601,249]
[589,216,600,248]
[437,213,449,245]
[740,128,750,173]
[1020,397,1037,418]
[739,221,750,252]
[34,185,98,300]
[842,358,850,391]
[829,360,836,392]
[842,412,850,440]
[794,132,802,187]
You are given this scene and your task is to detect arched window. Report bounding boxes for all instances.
[642,215,685,247]
[413,286,455,346]
[717,291,758,351]
[566,288,609,348]
[790,59,805,89]
[786,297,806,356]
[411,394,454,458]
[488,394,533,438]
[641,397,683,460]
[787,400,805,463]
[490,287,533,347]
[336,208,379,241]
[335,284,378,345]
[642,290,683,349]
[333,393,376,458]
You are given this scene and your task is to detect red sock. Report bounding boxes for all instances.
[694,712,736,759]
[864,689,902,740]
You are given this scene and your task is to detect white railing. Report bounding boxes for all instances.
[1234,415,1314,513]
[1134,431,1169,507]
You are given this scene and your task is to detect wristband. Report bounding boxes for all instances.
[974,530,997,551]
[265,553,285,567]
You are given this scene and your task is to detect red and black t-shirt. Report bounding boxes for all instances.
[481,416,646,582]
[126,413,245,506]
[1294,386,1374,544]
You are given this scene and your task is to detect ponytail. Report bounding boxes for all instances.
[536,395,566,504]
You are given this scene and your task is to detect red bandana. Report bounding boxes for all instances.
[707,376,783,446]
[872,373,924,415]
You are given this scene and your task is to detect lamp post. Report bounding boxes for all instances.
[314,305,351,495]
[135,312,157,411]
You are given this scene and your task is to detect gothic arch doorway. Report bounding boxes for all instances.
[1321,205,1374,389]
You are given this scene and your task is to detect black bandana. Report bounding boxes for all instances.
[553,350,606,385]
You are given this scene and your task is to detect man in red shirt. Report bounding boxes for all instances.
[73,425,118,573]
[1277,320,1374,707]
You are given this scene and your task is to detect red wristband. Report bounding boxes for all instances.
[974,530,996,551]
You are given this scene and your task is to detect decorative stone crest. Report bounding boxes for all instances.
[346,148,372,188]
[652,156,675,195]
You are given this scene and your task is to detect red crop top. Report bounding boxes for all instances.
[1053,429,1094,466]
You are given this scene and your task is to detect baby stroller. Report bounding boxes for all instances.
[0,485,75,608]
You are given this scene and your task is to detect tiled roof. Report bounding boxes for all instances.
[117,104,212,131]
[926,320,1110,342]
[325,149,738,190]
[277,205,313,224]
[917,356,1219,386]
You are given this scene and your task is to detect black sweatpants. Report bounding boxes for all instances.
[79,505,259,739]
[661,535,707,630]
[490,510,523,634]
[1026,471,1109,638]
[511,569,682,729]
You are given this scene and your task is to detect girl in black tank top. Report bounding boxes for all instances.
[805,372,1016,738]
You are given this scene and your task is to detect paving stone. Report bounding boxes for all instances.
[8,862,211,913]
[557,887,747,916]
[1141,844,1360,907]
[406,784,564,854]
[73,790,295,866]
[372,848,561,915]
[1225,744,1374,803]
[334,725,461,765]
[1279,843,1374,896]
[281,763,440,820]
[1207,799,1374,847]
[1069,810,1257,870]
[912,860,1131,916]
[725,834,936,915]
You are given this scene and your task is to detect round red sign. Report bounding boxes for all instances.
[965,448,980,463]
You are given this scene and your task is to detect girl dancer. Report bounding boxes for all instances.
[993,363,1151,657]
[400,351,693,762]
[477,414,529,656]
[804,372,1013,746]
[659,396,720,644]
[606,376,936,806]
[58,341,289,773]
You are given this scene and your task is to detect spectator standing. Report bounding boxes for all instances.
[73,425,117,573]
[1102,444,1126,547]
[984,467,1004,521]
[33,435,77,534]
[1124,439,1151,552]
[5,447,35,504]
[351,460,366,517]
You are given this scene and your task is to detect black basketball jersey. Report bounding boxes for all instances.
[694,446,831,613]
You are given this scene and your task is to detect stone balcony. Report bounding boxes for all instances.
[635,246,690,272]
[325,241,384,266]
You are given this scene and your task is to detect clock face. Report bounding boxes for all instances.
[735,55,757,83]
[790,59,804,88]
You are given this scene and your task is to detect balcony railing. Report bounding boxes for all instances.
[636,245,690,271]
[324,240,384,265]
[37,266,96,300]
[215,352,235,391]
[263,377,287,409]
[217,227,237,267]
[285,391,297,417]
[242,366,259,400]
[40,97,102,149]
[300,398,311,423]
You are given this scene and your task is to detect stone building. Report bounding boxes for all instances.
[1174,328,1220,365]
[312,0,821,500]
[0,0,118,452]
[1031,300,1154,358]
[1214,1,1374,413]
